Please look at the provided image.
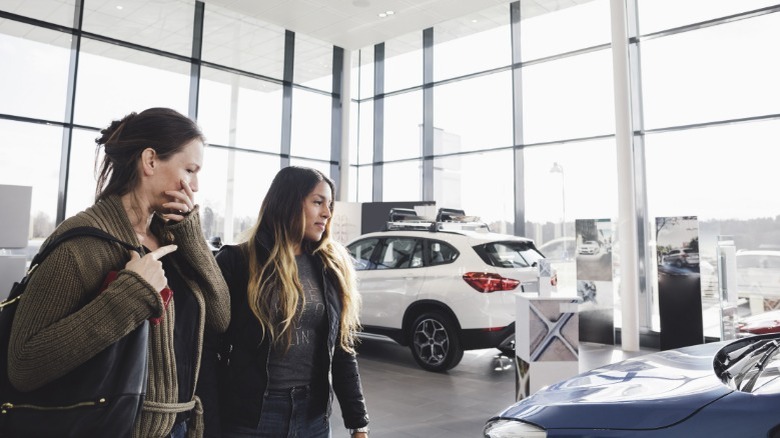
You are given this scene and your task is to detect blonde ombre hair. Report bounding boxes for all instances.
[243,166,361,353]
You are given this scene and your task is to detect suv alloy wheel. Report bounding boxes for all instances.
[410,312,464,372]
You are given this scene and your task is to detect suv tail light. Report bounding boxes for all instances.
[463,272,520,293]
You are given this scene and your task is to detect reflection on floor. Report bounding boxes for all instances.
[330,338,655,438]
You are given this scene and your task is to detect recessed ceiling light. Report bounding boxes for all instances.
[116,5,123,10]
[386,10,394,16]
[471,19,478,23]
[378,12,386,17]
[378,10,394,18]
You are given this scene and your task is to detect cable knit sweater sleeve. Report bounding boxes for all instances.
[158,205,230,333]
[8,236,163,392]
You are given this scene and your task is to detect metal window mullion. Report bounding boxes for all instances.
[331,46,344,194]
[510,1,525,237]
[56,0,84,225]
[188,1,204,120]
[422,28,434,202]
[626,0,653,334]
[281,30,295,168]
[372,43,384,202]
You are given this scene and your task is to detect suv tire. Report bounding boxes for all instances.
[410,312,464,372]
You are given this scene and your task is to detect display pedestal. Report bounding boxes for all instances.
[0,255,26,301]
[514,294,580,401]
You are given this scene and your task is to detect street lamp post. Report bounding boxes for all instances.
[550,162,566,256]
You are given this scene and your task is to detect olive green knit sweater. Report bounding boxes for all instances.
[7,195,230,438]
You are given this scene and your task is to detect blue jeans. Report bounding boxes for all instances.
[169,421,188,438]
[223,385,331,438]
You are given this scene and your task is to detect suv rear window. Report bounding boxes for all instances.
[474,241,544,268]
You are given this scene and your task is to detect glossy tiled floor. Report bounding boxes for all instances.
[331,338,654,438]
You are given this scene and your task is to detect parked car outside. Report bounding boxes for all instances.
[484,333,780,437]
[347,217,554,372]
[662,248,700,268]
[537,237,576,261]
[577,240,600,256]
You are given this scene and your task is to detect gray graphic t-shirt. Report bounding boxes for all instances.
[267,253,328,389]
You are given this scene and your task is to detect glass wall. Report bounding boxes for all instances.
[635,2,780,336]
[82,0,196,57]
[0,120,62,240]
[75,39,192,127]
[0,24,71,121]
[198,68,283,152]
[382,91,423,162]
[433,70,513,153]
[290,88,331,160]
[348,0,780,343]
[433,149,516,234]
[384,31,422,93]
[640,11,780,129]
[202,4,286,79]
[521,49,615,144]
[433,4,511,81]
[4,0,780,343]
[0,0,340,249]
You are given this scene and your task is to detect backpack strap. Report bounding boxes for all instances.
[32,226,142,266]
[6,227,143,303]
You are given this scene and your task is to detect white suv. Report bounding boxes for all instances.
[347,212,552,372]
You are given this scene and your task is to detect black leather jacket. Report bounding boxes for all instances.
[198,240,369,436]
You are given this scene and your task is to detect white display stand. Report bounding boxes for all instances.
[0,185,32,248]
[0,184,32,301]
[515,293,581,401]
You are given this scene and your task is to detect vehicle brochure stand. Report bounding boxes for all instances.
[655,216,703,350]
[514,293,581,401]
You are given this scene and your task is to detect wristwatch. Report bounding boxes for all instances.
[349,426,370,435]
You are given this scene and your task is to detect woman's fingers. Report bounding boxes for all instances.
[164,180,194,219]
[150,245,177,260]
[124,245,178,291]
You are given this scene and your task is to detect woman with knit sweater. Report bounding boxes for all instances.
[7,107,231,438]
[199,166,370,437]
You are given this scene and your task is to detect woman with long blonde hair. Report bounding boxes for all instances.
[199,166,369,437]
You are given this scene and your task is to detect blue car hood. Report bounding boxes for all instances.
[499,342,734,430]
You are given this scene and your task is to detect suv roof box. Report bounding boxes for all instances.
[388,208,424,222]
[436,208,466,222]
[383,207,491,233]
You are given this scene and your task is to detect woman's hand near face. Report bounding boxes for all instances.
[162,178,195,222]
[125,245,177,292]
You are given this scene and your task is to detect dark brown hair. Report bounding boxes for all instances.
[94,107,204,202]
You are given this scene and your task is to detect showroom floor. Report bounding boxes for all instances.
[331,337,654,438]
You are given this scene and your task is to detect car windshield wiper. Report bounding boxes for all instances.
[719,339,778,383]
[739,341,780,392]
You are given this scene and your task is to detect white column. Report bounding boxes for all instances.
[611,0,639,352]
